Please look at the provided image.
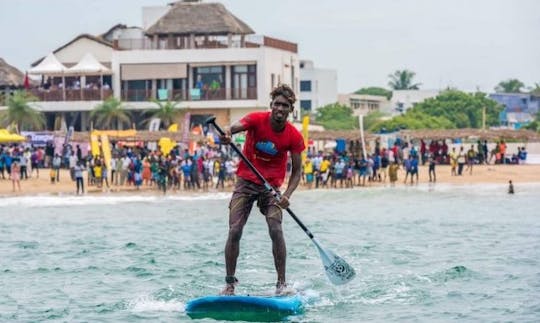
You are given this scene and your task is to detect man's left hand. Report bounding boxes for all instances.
[275,195,290,209]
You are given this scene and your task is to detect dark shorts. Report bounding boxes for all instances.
[229,178,282,227]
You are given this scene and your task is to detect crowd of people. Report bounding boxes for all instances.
[0,137,530,194]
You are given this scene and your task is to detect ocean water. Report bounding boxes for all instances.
[1,184,539,322]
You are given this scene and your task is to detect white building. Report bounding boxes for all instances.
[299,60,337,113]
[389,89,440,115]
[26,1,299,131]
[337,93,390,116]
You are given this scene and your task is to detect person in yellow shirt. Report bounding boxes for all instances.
[448,147,457,176]
[303,158,314,189]
[319,156,331,187]
[94,161,103,188]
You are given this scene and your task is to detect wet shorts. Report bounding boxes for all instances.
[228,178,282,227]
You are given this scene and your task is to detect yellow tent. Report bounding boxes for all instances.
[0,129,26,143]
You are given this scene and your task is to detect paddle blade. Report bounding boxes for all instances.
[312,239,356,285]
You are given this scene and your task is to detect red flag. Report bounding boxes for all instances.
[23,72,30,90]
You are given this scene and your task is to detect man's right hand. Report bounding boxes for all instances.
[219,128,232,145]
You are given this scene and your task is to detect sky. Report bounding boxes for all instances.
[1,0,539,93]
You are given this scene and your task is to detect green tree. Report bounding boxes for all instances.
[90,97,131,130]
[529,82,540,96]
[495,78,525,93]
[354,87,392,100]
[314,103,358,130]
[369,110,454,132]
[371,90,503,131]
[0,90,45,131]
[143,98,183,129]
[388,69,421,90]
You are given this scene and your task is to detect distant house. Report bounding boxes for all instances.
[337,93,390,116]
[299,60,337,114]
[489,93,539,129]
[390,89,440,115]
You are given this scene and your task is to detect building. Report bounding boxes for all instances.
[489,93,540,129]
[337,93,390,116]
[298,60,337,113]
[25,1,299,131]
[489,92,540,115]
[389,89,440,115]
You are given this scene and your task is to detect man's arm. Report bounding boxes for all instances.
[219,121,246,144]
[278,152,302,209]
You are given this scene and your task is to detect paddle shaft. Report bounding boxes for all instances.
[207,117,314,239]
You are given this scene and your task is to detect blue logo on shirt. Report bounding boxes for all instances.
[255,141,277,156]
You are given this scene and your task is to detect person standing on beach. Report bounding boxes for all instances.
[74,161,85,195]
[428,154,437,182]
[11,161,21,192]
[218,84,305,296]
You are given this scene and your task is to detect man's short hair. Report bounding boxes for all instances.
[270,84,296,107]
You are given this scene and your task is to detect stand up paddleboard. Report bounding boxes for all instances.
[185,294,304,322]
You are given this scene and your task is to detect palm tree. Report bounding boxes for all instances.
[388,69,422,90]
[529,82,540,96]
[495,79,524,93]
[143,98,183,130]
[90,97,131,130]
[0,90,45,132]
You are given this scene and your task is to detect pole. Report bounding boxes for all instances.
[358,114,367,160]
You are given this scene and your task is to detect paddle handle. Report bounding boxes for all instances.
[206,116,314,239]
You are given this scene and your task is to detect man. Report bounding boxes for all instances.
[219,84,305,296]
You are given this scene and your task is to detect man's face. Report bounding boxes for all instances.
[270,95,292,123]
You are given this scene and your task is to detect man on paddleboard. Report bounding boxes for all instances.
[219,84,305,295]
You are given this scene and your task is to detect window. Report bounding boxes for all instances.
[193,66,225,100]
[300,100,312,111]
[232,64,257,99]
[300,80,312,92]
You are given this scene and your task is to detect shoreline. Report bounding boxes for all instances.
[1,164,539,198]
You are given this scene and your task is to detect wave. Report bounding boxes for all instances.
[0,192,232,207]
[127,295,185,313]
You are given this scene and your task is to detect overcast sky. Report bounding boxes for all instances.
[1,0,538,93]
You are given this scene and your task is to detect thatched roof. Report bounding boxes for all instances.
[146,2,255,36]
[70,131,204,142]
[398,128,540,142]
[308,130,377,142]
[0,58,25,87]
[306,128,540,142]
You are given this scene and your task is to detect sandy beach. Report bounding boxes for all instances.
[1,164,539,197]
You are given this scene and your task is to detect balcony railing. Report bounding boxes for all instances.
[27,88,257,102]
[29,89,113,101]
[115,35,297,53]
[122,88,257,102]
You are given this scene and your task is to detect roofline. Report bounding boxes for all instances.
[31,34,113,67]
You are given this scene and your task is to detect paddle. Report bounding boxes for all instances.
[206,116,356,285]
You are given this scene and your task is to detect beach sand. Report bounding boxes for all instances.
[1,164,539,197]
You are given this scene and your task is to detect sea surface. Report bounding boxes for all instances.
[1,183,539,322]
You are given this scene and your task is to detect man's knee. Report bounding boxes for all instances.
[228,224,243,242]
[267,217,283,241]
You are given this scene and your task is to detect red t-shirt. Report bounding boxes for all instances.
[237,111,305,187]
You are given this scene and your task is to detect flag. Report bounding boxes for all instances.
[301,116,309,163]
[23,72,30,90]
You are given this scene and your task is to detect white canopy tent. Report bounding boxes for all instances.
[67,53,112,99]
[67,53,110,75]
[28,52,68,100]
[28,52,67,75]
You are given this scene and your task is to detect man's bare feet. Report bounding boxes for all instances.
[220,276,238,295]
[275,282,292,296]
[220,283,235,295]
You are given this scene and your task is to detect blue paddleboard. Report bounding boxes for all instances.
[185,294,304,321]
